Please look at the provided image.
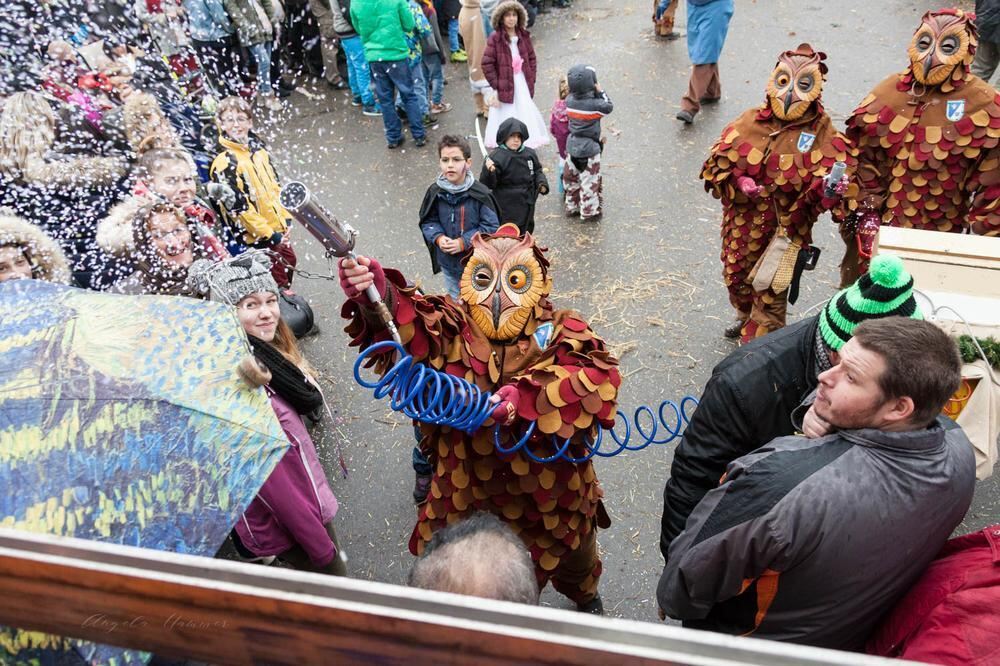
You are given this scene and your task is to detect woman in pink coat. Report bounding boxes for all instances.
[197,252,347,575]
[480,0,549,148]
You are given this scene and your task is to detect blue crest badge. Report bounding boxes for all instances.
[946,100,965,122]
[797,132,816,153]
[533,322,554,351]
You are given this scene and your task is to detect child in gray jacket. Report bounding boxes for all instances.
[563,64,613,221]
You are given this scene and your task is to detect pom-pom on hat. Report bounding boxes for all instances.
[819,254,923,351]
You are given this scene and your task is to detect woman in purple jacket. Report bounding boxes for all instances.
[198,253,347,575]
[480,0,549,148]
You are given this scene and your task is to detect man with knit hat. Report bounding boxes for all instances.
[657,315,975,648]
[659,254,923,562]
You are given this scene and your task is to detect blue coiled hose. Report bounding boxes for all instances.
[354,340,699,464]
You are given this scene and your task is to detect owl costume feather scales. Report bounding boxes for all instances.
[841,8,1000,283]
[342,225,618,604]
[702,44,858,342]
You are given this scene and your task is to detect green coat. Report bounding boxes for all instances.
[223,0,277,47]
[349,0,414,62]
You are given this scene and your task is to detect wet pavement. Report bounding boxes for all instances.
[252,0,997,620]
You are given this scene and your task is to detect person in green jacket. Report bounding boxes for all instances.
[350,0,428,148]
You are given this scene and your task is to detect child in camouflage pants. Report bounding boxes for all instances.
[563,64,613,221]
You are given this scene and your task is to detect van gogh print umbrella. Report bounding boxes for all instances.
[0,279,289,663]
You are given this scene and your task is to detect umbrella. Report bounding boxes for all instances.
[0,280,290,663]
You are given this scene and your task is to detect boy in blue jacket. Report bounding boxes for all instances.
[419,134,500,298]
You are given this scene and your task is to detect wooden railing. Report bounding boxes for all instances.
[0,528,914,665]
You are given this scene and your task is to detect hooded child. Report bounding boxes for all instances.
[563,64,613,221]
[479,117,549,234]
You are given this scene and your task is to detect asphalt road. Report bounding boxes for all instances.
[254,0,998,621]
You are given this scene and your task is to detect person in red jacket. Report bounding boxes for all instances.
[867,524,1000,664]
[480,0,549,148]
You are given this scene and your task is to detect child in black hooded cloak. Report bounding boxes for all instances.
[479,117,549,233]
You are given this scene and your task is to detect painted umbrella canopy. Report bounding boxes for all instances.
[0,280,289,663]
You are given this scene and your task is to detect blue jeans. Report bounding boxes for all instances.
[408,58,430,117]
[482,10,493,36]
[340,35,374,105]
[422,54,444,105]
[247,42,273,94]
[370,59,426,143]
[442,269,461,299]
[448,18,460,51]
[412,424,432,475]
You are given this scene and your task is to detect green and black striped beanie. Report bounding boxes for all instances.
[819,254,923,351]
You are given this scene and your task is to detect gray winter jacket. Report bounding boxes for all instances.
[565,64,613,159]
[657,416,976,651]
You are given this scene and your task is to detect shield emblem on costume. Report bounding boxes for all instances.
[946,100,965,122]
[533,322,554,350]
[797,132,816,153]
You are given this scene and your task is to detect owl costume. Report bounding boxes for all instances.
[702,44,857,343]
[840,8,1000,286]
[341,224,619,608]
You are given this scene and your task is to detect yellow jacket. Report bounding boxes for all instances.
[209,132,291,244]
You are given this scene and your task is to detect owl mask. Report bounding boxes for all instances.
[765,43,827,122]
[907,9,978,86]
[460,224,551,341]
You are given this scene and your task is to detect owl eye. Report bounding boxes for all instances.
[472,265,494,290]
[776,73,791,88]
[506,265,531,294]
[797,75,814,93]
[916,33,933,52]
[939,35,959,55]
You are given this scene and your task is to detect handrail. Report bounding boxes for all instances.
[0,528,918,666]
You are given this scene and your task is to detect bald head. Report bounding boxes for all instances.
[408,513,539,605]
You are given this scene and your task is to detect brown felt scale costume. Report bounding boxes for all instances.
[702,44,858,343]
[840,8,1000,286]
[342,225,619,605]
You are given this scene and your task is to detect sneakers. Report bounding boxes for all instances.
[351,95,363,106]
[413,473,432,504]
[327,78,349,90]
[259,93,283,111]
[675,109,695,124]
[450,49,468,63]
[362,104,381,116]
[430,102,452,114]
[423,114,439,130]
[388,136,406,149]
[415,136,427,147]
[577,594,604,615]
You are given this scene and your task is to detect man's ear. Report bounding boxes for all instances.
[882,395,916,428]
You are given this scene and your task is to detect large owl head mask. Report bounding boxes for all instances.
[460,224,551,341]
[907,9,978,86]
[765,43,827,122]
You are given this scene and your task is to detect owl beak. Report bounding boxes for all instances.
[492,282,502,330]
[923,53,936,80]
[783,89,795,116]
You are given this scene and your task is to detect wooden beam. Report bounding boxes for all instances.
[877,226,1000,300]
[0,528,909,666]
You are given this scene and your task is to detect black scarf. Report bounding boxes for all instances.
[248,335,324,416]
[813,326,834,377]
